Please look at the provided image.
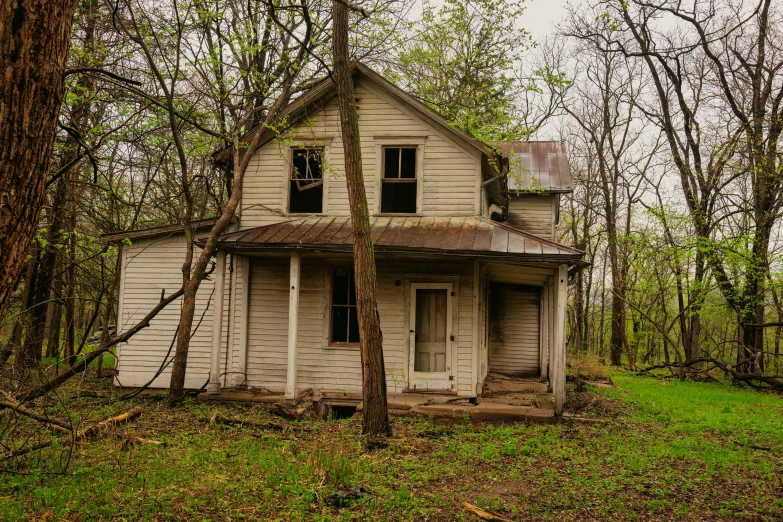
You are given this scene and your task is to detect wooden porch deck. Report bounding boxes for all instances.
[198,374,559,424]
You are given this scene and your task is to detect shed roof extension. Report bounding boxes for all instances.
[500,141,573,194]
[210,216,583,264]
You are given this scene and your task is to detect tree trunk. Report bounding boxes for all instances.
[2,253,36,364]
[64,169,77,363]
[0,0,80,320]
[332,0,390,440]
[45,270,63,359]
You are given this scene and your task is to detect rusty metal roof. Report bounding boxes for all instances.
[499,141,572,194]
[214,216,583,263]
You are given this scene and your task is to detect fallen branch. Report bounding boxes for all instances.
[2,407,142,460]
[0,391,71,433]
[641,357,783,391]
[462,502,512,522]
[123,436,166,449]
[209,410,287,432]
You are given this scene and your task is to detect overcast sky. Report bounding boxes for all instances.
[522,0,572,40]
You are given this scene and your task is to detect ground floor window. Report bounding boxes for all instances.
[330,268,359,345]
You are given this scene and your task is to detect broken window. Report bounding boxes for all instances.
[330,268,359,345]
[381,147,417,214]
[289,148,324,214]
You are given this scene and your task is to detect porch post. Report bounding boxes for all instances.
[471,260,480,396]
[285,252,301,401]
[208,250,227,394]
[553,264,568,415]
[547,275,555,392]
[235,256,251,387]
[539,280,549,382]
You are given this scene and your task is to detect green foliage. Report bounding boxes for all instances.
[389,0,533,143]
[2,375,782,520]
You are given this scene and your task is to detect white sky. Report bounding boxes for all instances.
[522,0,573,41]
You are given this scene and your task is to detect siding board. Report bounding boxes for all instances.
[488,285,540,376]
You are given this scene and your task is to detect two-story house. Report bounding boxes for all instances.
[105,63,582,414]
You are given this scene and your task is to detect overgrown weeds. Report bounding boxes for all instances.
[1,371,782,520]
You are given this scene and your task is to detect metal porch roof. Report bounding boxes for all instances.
[212,217,583,263]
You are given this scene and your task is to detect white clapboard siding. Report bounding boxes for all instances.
[239,76,482,229]
[115,235,231,389]
[489,285,540,376]
[244,258,290,391]
[506,195,556,239]
[241,256,475,396]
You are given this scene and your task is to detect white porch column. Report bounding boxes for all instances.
[547,275,555,392]
[539,279,550,382]
[235,256,251,387]
[208,251,227,394]
[471,260,481,396]
[552,264,568,415]
[285,252,301,401]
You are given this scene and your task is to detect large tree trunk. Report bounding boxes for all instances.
[332,0,390,440]
[0,0,80,320]
[45,271,63,359]
[3,254,36,364]
[64,168,77,363]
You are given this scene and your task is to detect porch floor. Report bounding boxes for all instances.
[198,373,558,423]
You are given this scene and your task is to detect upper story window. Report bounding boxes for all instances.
[381,147,417,214]
[289,148,324,214]
[330,268,359,345]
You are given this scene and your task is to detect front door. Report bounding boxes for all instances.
[409,283,453,391]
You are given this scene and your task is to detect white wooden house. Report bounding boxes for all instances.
[105,63,583,414]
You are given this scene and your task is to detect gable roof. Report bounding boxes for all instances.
[213,61,496,166]
[208,216,584,264]
[500,141,573,194]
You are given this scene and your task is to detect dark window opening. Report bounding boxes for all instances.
[289,148,323,213]
[381,147,417,214]
[330,268,359,344]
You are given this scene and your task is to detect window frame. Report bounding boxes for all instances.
[376,141,424,215]
[327,266,360,348]
[286,146,326,215]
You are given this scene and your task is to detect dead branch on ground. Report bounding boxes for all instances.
[2,407,142,461]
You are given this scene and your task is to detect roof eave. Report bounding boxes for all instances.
[209,241,583,264]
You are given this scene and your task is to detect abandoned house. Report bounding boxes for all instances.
[104,62,583,415]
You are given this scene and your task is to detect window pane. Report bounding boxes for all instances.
[348,308,360,343]
[381,181,417,214]
[292,150,309,179]
[307,150,323,179]
[384,148,400,178]
[290,149,323,213]
[332,269,350,305]
[289,181,323,213]
[332,306,349,343]
[400,148,416,178]
[348,271,356,305]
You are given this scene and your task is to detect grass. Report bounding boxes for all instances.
[1,370,782,520]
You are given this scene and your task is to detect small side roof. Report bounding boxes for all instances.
[101,218,217,243]
[500,141,573,194]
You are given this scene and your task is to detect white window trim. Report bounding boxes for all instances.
[374,138,426,215]
[283,143,329,216]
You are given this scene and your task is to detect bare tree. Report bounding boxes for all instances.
[332,0,391,440]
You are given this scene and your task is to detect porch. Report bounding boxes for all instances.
[201,216,581,415]
[199,373,559,423]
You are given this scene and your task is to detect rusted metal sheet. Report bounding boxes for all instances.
[215,216,583,262]
[500,140,573,193]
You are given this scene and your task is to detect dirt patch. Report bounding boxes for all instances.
[564,384,627,418]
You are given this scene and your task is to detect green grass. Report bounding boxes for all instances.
[1,371,781,520]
